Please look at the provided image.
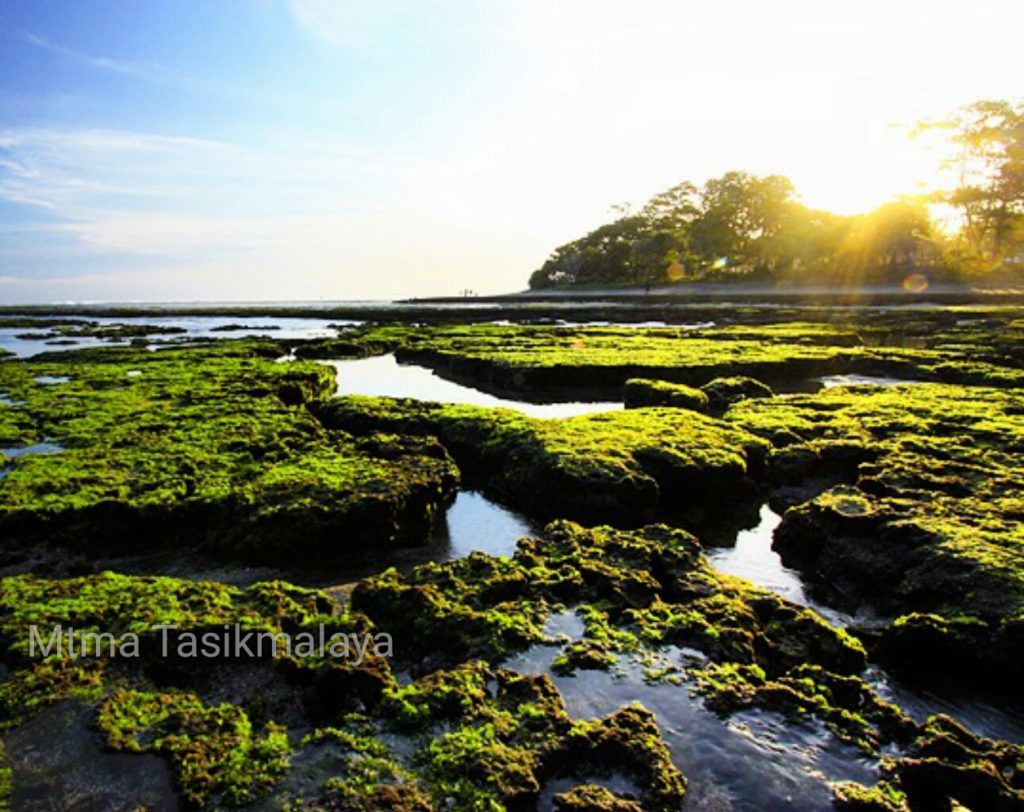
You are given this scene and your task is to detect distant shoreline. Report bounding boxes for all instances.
[2,281,1024,320]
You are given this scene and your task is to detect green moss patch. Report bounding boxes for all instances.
[623,379,709,411]
[729,383,1024,679]
[833,714,1024,811]
[0,342,457,561]
[320,322,1024,394]
[97,689,290,806]
[317,396,769,526]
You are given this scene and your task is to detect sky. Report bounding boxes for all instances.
[0,0,1020,303]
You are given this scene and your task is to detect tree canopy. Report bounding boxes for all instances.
[917,100,1024,274]
[529,99,1022,290]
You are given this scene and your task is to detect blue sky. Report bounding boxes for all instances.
[0,0,1020,302]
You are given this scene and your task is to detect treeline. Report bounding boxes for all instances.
[529,100,1023,289]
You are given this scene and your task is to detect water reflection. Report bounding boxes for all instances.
[0,316,353,359]
[0,442,64,459]
[433,489,537,558]
[817,374,924,388]
[867,666,1024,745]
[325,354,623,417]
[503,632,878,812]
[707,505,856,628]
[0,442,64,481]
[102,490,538,590]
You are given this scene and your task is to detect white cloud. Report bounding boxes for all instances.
[20,31,247,98]
[22,31,160,80]
[0,123,554,300]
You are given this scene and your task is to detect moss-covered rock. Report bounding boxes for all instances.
[0,572,383,730]
[0,342,458,562]
[354,521,865,674]
[385,324,925,392]
[290,728,433,812]
[835,714,1024,811]
[545,705,686,812]
[316,396,769,527]
[551,639,618,674]
[553,783,644,811]
[832,780,909,811]
[872,612,1024,687]
[700,375,774,410]
[349,519,922,760]
[729,383,1024,682]
[690,661,914,752]
[396,664,684,811]
[327,321,1024,397]
[0,570,406,808]
[96,689,291,807]
[623,378,709,411]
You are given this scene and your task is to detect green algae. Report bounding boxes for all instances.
[333,321,1024,392]
[834,714,1024,811]
[0,570,403,807]
[352,558,548,664]
[0,572,373,730]
[382,660,495,731]
[96,689,290,806]
[1,519,1020,810]
[289,726,432,810]
[0,659,107,732]
[357,519,866,674]
[623,378,709,411]
[728,382,1024,679]
[5,314,1024,808]
[394,324,894,389]
[700,375,775,411]
[833,780,909,811]
[0,743,8,812]
[0,342,457,561]
[689,661,914,753]
[423,720,541,808]
[395,665,685,811]
[317,395,769,526]
[552,783,644,811]
[292,658,685,811]
[0,572,334,655]
[551,639,618,674]
[0,565,680,810]
[351,519,925,757]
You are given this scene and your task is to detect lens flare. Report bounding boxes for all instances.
[902,273,928,293]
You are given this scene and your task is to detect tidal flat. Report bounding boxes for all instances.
[1,305,1024,810]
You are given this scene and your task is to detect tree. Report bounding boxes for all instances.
[529,216,649,288]
[689,172,797,275]
[919,99,1024,273]
[638,182,701,232]
[833,200,940,282]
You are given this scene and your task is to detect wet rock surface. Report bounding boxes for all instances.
[728,383,1024,686]
[0,342,458,564]
[315,396,769,529]
[2,310,1024,810]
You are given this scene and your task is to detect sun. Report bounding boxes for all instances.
[787,121,956,217]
